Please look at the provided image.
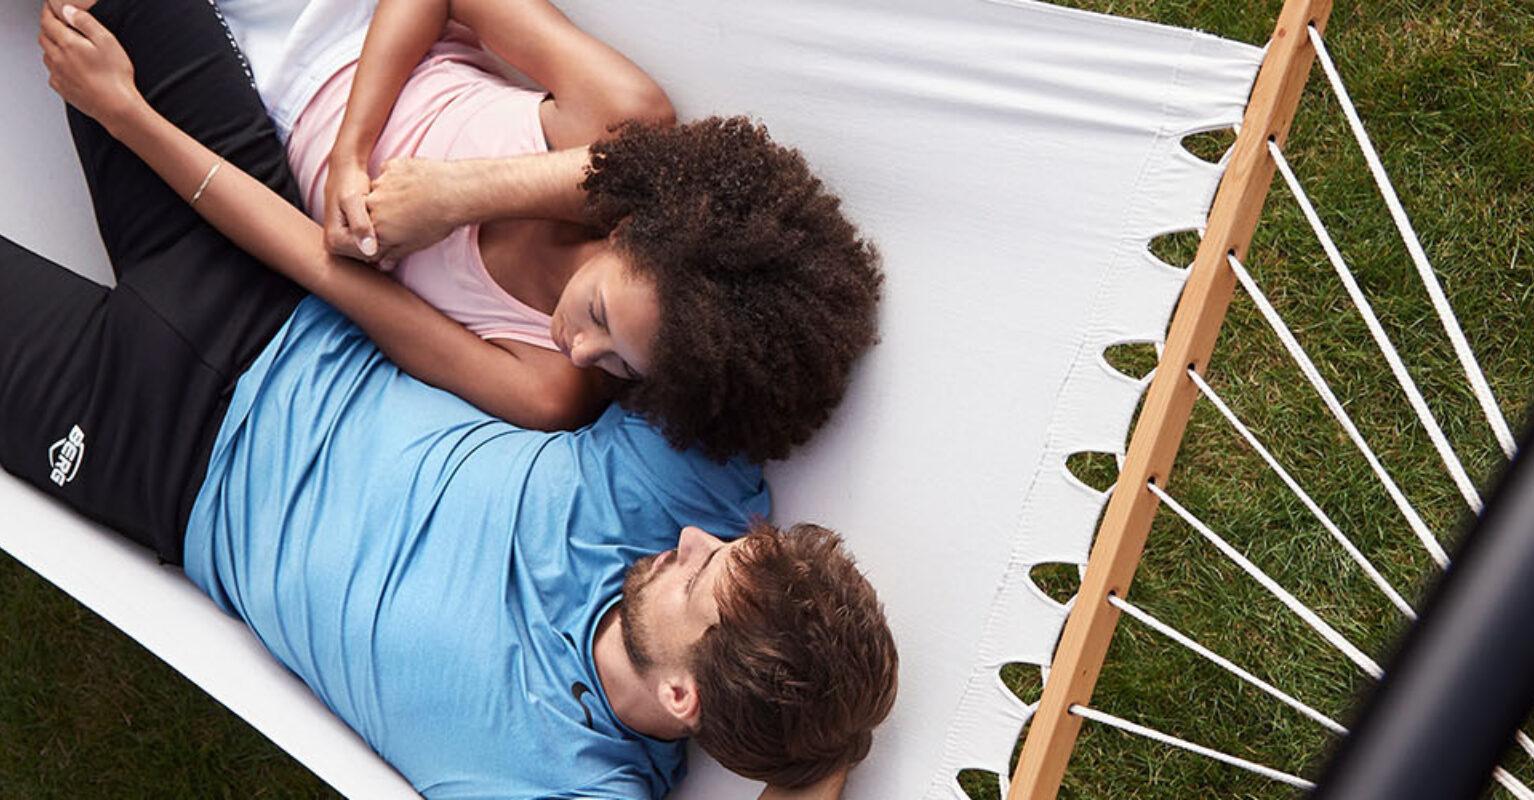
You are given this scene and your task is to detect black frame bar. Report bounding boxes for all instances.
[1312,415,1534,799]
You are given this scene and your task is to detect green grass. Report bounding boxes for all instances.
[956,1,1534,798]
[1,1,1530,797]
[0,554,336,798]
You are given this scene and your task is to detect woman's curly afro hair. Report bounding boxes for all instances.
[582,116,883,463]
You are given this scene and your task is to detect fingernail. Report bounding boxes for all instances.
[61,5,77,23]
[360,236,378,256]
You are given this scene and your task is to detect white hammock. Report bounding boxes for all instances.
[0,0,1244,796]
[1,0,1516,798]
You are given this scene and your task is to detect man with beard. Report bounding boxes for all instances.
[6,1,897,797]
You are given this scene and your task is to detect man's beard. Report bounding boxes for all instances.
[618,553,662,673]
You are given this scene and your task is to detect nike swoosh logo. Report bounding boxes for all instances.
[571,681,595,729]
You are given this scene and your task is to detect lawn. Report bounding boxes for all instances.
[2,0,1531,798]
[959,1,1534,798]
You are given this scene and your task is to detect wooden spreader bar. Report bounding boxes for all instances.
[1008,1,1335,797]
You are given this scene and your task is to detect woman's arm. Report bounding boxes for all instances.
[329,0,675,259]
[447,0,675,149]
[41,6,609,431]
[322,0,451,260]
[363,149,592,258]
[355,0,676,257]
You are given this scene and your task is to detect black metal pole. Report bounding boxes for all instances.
[1311,419,1534,800]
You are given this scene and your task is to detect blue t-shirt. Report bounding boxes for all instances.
[183,298,770,799]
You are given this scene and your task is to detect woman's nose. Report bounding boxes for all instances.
[568,333,599,368]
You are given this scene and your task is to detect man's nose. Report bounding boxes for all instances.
[678,526,719,560]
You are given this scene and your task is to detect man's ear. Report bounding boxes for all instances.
[656,672,702,731]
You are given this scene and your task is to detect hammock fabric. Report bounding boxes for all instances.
[0,1,1265,797]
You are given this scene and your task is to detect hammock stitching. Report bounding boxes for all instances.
[1307,24,1517,459]
[1226,252,1449,567]
[1189,368,1416,618]
[1069,704,1314,789]
[1267,139,1482,513]
[1149,482,1383,677]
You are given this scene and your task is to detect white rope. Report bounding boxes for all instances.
[1088,603,1534,796]
[1110,592,1534,795]
[1519,730,1534,764]
[1108,594,1347,734]
[1496,768,1534,800]
[1307,24,1517,460]
[1267,139,1483,513]
[1149,482,1384,677]
[1070,705,1315,789]
[1189,369,1416,619]
[1227,252,1450,567]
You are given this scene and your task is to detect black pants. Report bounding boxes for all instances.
[0,0,305,565]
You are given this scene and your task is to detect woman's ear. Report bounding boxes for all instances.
[606,214,634,245]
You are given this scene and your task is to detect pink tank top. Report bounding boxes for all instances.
[286,30,556,351]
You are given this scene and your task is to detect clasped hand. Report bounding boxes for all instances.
[324,156,467,264]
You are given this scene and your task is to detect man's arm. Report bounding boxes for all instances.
[110,105,606,431]
[759,769,850,800]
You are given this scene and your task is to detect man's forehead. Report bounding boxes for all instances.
[703,536,755,600]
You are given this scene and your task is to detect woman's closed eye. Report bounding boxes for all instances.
[590,300,640,378]
[601,353,639,381]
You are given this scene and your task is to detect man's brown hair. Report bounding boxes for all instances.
[692,522,899,787]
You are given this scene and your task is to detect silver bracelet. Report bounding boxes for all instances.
[190,160,223,206]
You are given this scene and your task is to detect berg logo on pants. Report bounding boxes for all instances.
[48,425,85,487]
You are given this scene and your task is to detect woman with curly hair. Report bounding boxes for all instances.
[98,0,883,462]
